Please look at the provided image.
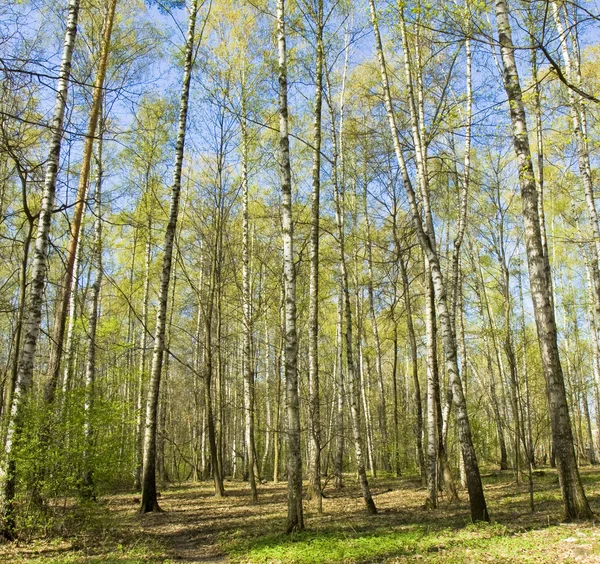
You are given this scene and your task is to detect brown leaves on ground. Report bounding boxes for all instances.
[1,467,599,563]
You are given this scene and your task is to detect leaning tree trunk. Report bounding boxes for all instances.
[494,0,592,520]
[306,0,324,513]
[0,0,81,539]
[552,3,600,365]
[369,0,488,522]
[46,0,118,402]
[277,0,304,533]
[139,0,198,513]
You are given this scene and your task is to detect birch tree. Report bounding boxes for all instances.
[369,0,489,522]
[277,0,304,533]
[46,0,118,402]
[306,0,324,514]
[494,0,592,520]
[140,0,200,513]
[0,0,81,538]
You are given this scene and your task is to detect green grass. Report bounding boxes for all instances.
[223,522,600,563]
[3,468,600,563]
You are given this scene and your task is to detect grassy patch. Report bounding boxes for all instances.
[3,468,600,562]
[223,522,599,563]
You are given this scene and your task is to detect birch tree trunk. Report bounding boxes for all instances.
[81,131,104,501]
[363,178,390,473]
[140,0,198,513]
[326,39,377,515]
[306,0,323,513]
[424,263,438,509]
[494,0,592,520]
[46,0,118,401]
[274,284,285,484]
[1,165,34,446]
[585,256,600,462]
[551,3,600,354]
[334,282,345,490]
[398,249,425,483]
[369,0,488,522]
[134,217,152,491]
[60,230,83,404]
[241,103,257,502]
[0,0,81,538]
[277,0,303,533]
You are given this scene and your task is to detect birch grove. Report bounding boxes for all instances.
[1,0,600,546]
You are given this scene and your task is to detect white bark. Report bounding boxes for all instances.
[140,0,198,513]
[0,0,81,536]
[277,0,303,533]
[369,0,488,521]
[495,0,591,520]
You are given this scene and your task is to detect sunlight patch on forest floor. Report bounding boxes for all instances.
[1,467,599,562]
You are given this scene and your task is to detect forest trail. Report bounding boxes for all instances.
[122,468,600,562]
[2,469,600,562]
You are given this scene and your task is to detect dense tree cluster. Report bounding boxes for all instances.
[0,0,599,538]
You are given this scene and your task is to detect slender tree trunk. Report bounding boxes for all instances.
[140,0,198,513]
[552,3,600,336]
[424,264,438,509]
[306,0,323,513]
[277,0,303,533]
[585,257,600,462]
[0,0,81,538]
[370,0,487,521]
[334,283,345,489]
[357,323,376,478]
[474,254,509,471]
[274,285,285,484]
[363,181,390,473]
[204,223,224,496]
[241,104,258,502]
[60,230,83,404]
[494,0,592,520]
[261,325,272,478]
[81,132,104,501]
[46,0,118,401]
[2,176,33,446]
[399,250,425,483]
[326,37,377,515]
[134,218,152,490]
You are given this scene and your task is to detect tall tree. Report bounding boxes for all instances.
[306,0,324,514]
[369,0,489,522]
[139,0,199,513]
[241,93,258,502]
[277,0,304,533]
[327,63,377,515]
[0,0,82,539]
[46,0,118,402]
[494,0,592,520]
[80,121,105,501]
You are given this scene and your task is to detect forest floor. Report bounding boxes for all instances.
[2,466,600,563]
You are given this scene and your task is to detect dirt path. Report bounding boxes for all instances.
[123,482,292,562]
[3,469,600,562]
